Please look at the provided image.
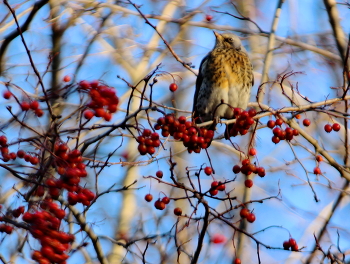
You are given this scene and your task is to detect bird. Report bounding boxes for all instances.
[192,31,254,131]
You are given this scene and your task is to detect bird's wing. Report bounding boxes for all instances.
[193,54,209,120]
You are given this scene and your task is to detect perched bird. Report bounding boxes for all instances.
[193,31,254,130]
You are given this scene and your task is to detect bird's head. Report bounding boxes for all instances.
[213,31,243,51]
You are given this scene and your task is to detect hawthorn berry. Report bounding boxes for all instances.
[257,167,266,177]
[272,136,280,144]
[217,182,225,191]
[247,212,256,223]
[291,244,299,251]
[3,91,12,100]
[169,83,178,92]
[211,233,226,244]
[316,155,323,162]
[156,170,163,178]
[205,14,213,21]
[332,123,340,131]
[232,165,241,174]
[63,75,71,82]
[324,124,332,133]
[275,118,283,126]
[303,119,311,126]
[234,258,241,264]
[248,148,257,156]
[204,166,212,175]
[283,240,290,250]
[145,194,153,202]
[289,238,297,247]
[267,120,275,129]
[21,101,30,111]
[240,208,250,218]
[313,167,321,175]
[30,101,39,110]
[245,179,253,188]
[162,196,170,204]
[154,199,165,210]
[174,207,182,216]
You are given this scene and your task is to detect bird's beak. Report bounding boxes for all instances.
[213,31,220,38]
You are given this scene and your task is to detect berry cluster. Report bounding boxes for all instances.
[0,135,17,162]
[79,80,119,121]
[239,208,256,223]
[154,196,170,210]
[17,149,39,165]
[154,114,214,153]
[209,181,226,196]
[0,224,13,234]
[22,199,74,263]
[228,108,256,137]
[324,123,340,133]
[283,237,299,251]
[267,118,299,144]
[232,159,265,177]
[232,159,265,189]
[67,187,95,206]
[137,129,160,155]
[20,100,43,117]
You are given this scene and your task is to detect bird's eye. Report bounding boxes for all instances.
[227,38,234,43]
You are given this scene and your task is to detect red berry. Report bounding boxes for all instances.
[267,120,275,129]
[209,189,218,196]
[245,179,253,188]
[303,119,311,126]
[248,108,257,117]
[242,159,250,166]
[313,167,321,175]
[332,123,340,131]
[0,135,7,146]
[30,101,39,110]
[275,118,283,126]
[291,244,299,251]
[154,199,165,210]
[162,196,170,204]
[217,182,225,191]
[145,194,153,202]
[3,91,12,100]
[169,83,178,92]
[63,75,71,82]
[232,165,241,174]
[156,170,163,178]
[246,213,256,223]
[178,116,186,124]
[205,14,213,21]
[79,80,91,89]
[240,208,250,218]
[248,148,257,156]
[293,129,299,136]
[104,112,112,121]
[174,207,182,216]
[272,136,280,144]
[283,241,291,250]
[234,258,241,264]
[316,155,323,162]
[324,124,332,133]
[211,233,226,244]
[20,101,30,111]
[257,167,266,177]
[204,166,212,175]
[289,238,297,247]
[273,127,281,136]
